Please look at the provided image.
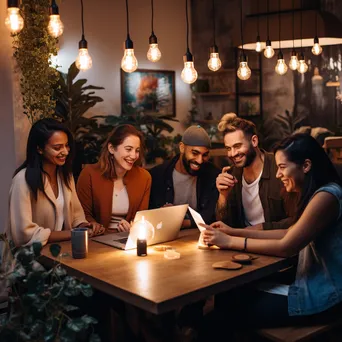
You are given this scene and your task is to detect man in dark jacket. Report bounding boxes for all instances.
[216,113,293,230]
[149,125,220,228]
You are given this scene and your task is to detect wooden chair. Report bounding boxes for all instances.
[255,316,342,342]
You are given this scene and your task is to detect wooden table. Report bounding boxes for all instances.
[41,231,292,315]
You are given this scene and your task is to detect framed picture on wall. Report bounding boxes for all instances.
[121,69,176,117]
[239,95,260,117]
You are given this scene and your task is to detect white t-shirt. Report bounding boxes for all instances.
[242,170,265,226]
[55,174,65,231]
[108,186,129,229]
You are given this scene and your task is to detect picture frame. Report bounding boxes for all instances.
[121,69,176,117]
[239,95,260,117]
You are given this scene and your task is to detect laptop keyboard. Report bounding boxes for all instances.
[116,238,128,244]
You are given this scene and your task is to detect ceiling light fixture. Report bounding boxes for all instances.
[147,0,161,62]
[121,0,138,73]
[181,0,198,84]
[289,0,299,71]
[48,0,64,38]
[207,0,222,71]
[275,0,288,75]
[312,10,322,55]
[298,0,308,74]
[75,0,92,71]
[5,0,24,34]
[255,0,262,52]
[264,0,274,59]
[237,0,251,81]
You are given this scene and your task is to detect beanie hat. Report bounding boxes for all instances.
[182,125,211,148]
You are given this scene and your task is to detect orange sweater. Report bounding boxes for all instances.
[77,163,151,229]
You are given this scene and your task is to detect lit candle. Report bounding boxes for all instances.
[137,216,147,256]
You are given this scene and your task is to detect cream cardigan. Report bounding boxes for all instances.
[7,169,86,247]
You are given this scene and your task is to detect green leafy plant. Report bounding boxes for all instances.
[12,0,59,124]
[261,109,309,150]
[0,235,100,342]
[53,62,114,177]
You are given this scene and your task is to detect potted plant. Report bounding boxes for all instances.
[0,235,100,342]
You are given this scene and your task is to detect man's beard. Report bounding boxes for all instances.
[230,144,257,168]
[182,154,201,176]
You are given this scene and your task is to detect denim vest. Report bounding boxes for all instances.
[288,183,342,316]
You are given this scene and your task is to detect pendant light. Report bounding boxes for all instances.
[255,0,262,52]
[275,0,288,75]
[48,0,64,38]
[181,0,198,84]
[121,0,138,72]
[312,10,322,55]
[298,0,308,74]
[5,0,24,34]
[147,0,161,62]
[264,0,274,59]
[289,0,299,71]
[237,0,251,81]
[207,0,222,71]
[76,0,92,71]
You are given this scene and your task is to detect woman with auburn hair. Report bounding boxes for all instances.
[7,118,104,247]
[200,134,342,338]
[77,124,151,232]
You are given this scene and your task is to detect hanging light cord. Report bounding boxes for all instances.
[185,0,189,51]
[278,0,281,50]
[315,8,318,36]
[126,0,130,37]
[256,0,260,37]
[51,0,56,7]
[300,0,303,52]
[80,0,85,39]
[292,0,295,49]
[151,0,154,34]
[240,0,244,54]
[212,0,216,46]
[266,0,270,40]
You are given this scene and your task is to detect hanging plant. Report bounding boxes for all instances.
[12,0,59,124]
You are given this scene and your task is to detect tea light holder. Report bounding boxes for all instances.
[137,238,147,256]
[130,216,155,257]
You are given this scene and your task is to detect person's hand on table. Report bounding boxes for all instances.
[200,223,231,249]
[78,221,105,237]
[117,219,131,232]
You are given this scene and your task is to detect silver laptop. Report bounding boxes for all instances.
[92,204,188,250]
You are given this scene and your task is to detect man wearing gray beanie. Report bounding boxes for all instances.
[149,125,219,228]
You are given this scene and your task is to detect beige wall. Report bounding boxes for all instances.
[0,3,16,231]
[58,0,192,132]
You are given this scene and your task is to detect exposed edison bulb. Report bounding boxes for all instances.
[76,48,92,71]
[275,59,288,75]
[312,42,322,55]
[255,41,262,53]
[181,61,198,84]
[255,35,262,52]
[121,49,138,73]
[48,14,64,38]
[147,43,162,62]
[237,61,251,81]
[5,7,24,34]
[264,45,275,58]
[208,52,222,71]
[289,52,299,71]
[297,59,308,74]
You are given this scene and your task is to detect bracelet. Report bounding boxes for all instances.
[243,237,248,252]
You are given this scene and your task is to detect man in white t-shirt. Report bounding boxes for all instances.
[215,113,292,230]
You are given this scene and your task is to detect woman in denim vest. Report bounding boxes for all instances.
[201,133,342,337]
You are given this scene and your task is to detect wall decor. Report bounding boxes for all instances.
[121,69,176,116]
